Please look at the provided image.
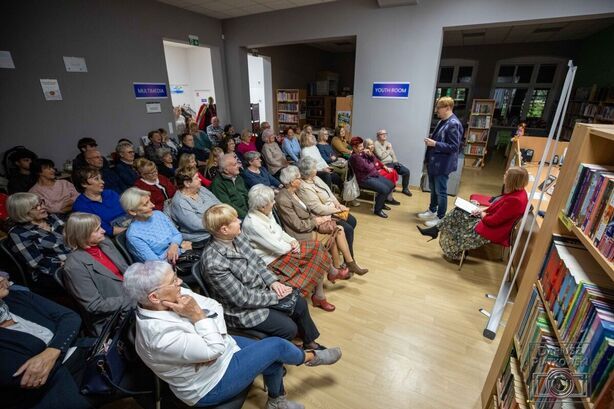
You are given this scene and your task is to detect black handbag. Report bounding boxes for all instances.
[270,288,301,315]
[80,309,151,396]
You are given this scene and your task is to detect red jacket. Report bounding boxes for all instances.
[474,189,528,246]
[134,175,177,211]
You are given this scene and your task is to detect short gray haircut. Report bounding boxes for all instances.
[248,184,275,211]
[156,147,171,161]
[279,166,301,185]
[123,261,174,304]
[243,151,261,164]
[218,153,236,171]
[298,156,318,178]
[116,141,133,154]
[262,128,274,140]
[120,187,150,213]
[6,192,39,223]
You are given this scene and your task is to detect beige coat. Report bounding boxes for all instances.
[275,188,317,241]
[296,176,341,216]
[261,142,288,175]
[374,140,398,164]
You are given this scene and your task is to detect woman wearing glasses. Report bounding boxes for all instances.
[133,158,176,211]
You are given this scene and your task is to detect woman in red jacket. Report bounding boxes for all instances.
[134,158,176,211]
[417,166,529,261]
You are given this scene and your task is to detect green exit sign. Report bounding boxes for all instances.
[188,35,199,46]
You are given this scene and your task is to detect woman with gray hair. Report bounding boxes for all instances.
[63,212,134,334]
[242,151,282,190]
[300,132,342,192]
[124,260,341,409]
[156,147,176,180]
[260,129,288,177]
[242,185,340,311]
[6,192,70,286]
[114,140,139,188]
[276,166,365,277]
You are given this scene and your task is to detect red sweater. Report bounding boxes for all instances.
[134,175,176,211]
[474,189,528,246]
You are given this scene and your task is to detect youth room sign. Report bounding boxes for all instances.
[372,82,410,99]
[133,82,168,99]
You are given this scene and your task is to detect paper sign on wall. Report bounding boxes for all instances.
[146,102,162,113]
[63,56,88,72]
[40,79,63,101]
[0,51,15,69]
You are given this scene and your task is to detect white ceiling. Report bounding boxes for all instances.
[157,0,337,19]
[443,18,614,46]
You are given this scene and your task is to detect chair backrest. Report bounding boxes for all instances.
[191,261,210,297]
[509,205,534,246]
[0,237,29,286]
[113,231,134,264]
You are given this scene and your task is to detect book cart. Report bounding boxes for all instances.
[481,124,614,409]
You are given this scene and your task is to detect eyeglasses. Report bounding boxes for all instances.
[143,169,158,176]
[150,273,181,293]
[34,199,46,209]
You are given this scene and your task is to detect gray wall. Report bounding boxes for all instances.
[222,0,614,186]
[0,0,227,169]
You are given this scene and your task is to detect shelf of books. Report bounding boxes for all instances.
[481,124,614,409]
[562,85,614,141]
[275,89,306,133]
[465,99,495,168]
[306,96,336,129]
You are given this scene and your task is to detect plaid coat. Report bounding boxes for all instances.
[199,233,279,328]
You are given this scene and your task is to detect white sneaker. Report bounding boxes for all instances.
[417,210,437,220]
[424,217,443,227]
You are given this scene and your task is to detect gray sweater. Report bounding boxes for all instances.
[169,187,221,242]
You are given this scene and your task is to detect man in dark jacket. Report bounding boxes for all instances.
[419,96,463,227]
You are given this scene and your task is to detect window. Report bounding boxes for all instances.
[527,89,550,118]
[432,60,477,129]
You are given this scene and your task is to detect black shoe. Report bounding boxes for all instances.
[416,225,439,242]
[402,189,413,197]
[386,199,401,205]
[375,210,388,218]
[383,205,391,210]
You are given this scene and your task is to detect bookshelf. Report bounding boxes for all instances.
[306,96,336,129]
[275,88,306,132]
[562,85,614,141]
[481,124,614,409]
[464,99,495,168]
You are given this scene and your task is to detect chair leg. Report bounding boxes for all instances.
[458,250,467,271]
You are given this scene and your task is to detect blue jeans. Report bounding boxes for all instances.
[428,174,449,219]
[360,176,395,213]
[195,336,305,407]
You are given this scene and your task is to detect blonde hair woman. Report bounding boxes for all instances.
[204,146,224,181]
[300,132,342,192]
[64,212,133,334]
[331,126,351,159]
[177,152,211,187]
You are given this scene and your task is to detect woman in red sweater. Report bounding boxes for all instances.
[134,158,176,211]
[417,166,529,261]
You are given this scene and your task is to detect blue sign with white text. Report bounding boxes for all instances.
[372,82,410,99]
[133,83,168,99]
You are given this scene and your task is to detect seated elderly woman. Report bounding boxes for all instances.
[276,166,365,276]
[348,137,398,219]
[300,132,343,192]
[201,204,333,349]
[113,141,139,188]
[204,147,223,181]
[0,274,93,409]
[242,185,341,312]
[177,153,212,187]
[121,187,192,263]
[7,192,71,289]
[417,167,530,262]
[123,261,341,409]
[281,128,301,163]
[72,166,129,237]
[236,129,257,157]
[63,212,134,335]
[28,158,79,215]
[316,128,337,164]
[331,126,352,159]
[261,129,289,178]
[156,147,177,181]
[133,158,176,211]
[170,167,220,244]
[242,151,282,190]
[297,157,365,269]
[363,138,399,186]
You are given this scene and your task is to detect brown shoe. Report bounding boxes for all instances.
[347,260,368,275]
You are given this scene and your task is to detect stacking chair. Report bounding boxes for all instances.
[112,231,134,264]
[0,237,29,286]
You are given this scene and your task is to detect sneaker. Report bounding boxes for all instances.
[265,395,305,409]
[424,217,443,228]
[305,346,342,367]
[417,210,437,220]
[349,200,361,207]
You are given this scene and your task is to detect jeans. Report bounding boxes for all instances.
[251,296,320,345]
[359,176,395,213]
[391,162,410,191]
[428,173,450,219]
[195,336,305,406]
[335,214,356,257]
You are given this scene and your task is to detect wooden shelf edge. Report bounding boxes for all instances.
[512,337,536,409]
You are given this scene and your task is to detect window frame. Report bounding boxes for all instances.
[434,59,478,125]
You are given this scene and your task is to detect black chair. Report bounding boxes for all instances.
[0,237,29,286]
[54,267,98,336]
[154,376,250,409]
[112,231,134,264]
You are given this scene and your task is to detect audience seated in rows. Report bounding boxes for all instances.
[242,185,339,312]
[236,129,257,157]
[29,159,79,215]
[316,128,337,164]
[261,129,289,177]
[0,274,93,409]
[242,151,282,190]
[206,116,224,146]
[373,129,412,196]
[133,158,176,211]
[281,128,301,163]
[72,167,128,237]
[7,148,37,194]
[204,147,223,181]
[331,126,352,159]
[63,212,134,335]
[170,167,220,243]
[190,121,212,153]
[124,261,341,408]
[276,166,365,276]
[349,137,397,218]
[121,187,190,263]
[300,132,343,192]
[83,148,128,194]
[156,147,176,181]
[113,141,139,188]
[210,154,249,218]
[179,133,208,166]
[200,204,330,350]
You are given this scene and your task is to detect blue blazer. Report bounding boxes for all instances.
[425,114,463,176]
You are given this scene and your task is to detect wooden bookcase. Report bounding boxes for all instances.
[481,124,614,409]
[275,88,306,132]
[464,99,495,168]
[562,85,614,141]
[306,96,336,129]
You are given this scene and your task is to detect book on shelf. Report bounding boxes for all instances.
[473,101,494,115]
[277,113,299,123]
[497,354,529,409]
[464,144,486,156]
[564,163,614,262]
[276,90,299,102]
[467,129,488,143]
[470,115,492,128]
[278,103,299,112]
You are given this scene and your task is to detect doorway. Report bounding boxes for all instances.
[162,40,216,119]
[247,53,273,131]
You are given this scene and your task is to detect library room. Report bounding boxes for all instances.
[2,1,614,409]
